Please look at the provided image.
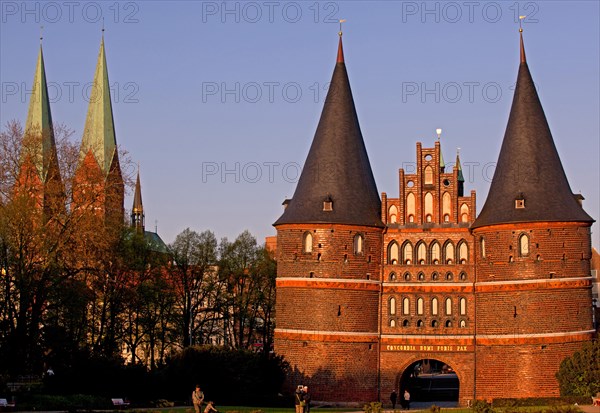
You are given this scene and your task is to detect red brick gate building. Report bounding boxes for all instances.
[273,30,595,405]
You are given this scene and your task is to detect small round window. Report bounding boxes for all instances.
[443,179,450,186]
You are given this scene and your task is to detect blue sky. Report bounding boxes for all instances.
[1,1,599,249]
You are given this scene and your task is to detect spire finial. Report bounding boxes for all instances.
[155,219,158,233]
[338,19,346,37]
[336,20,346,64]
[39,25,44,44]
[436,128,442,141]
[519,15,527,64]
[457,147,461,157]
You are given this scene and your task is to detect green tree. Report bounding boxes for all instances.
[556,340,600,396]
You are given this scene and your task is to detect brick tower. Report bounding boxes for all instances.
[273,32,384,402]
[16,42,63,217]
[470,29,595,399]
[379,139,477,405]
[72,33,124,227]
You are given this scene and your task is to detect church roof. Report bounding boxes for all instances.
[472,32,594,229]
[23,44,58,182]
[274,35,382,228]
[79,35,118,176]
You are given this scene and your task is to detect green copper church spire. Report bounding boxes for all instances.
[80,33,117,176]
[24,43,56,181]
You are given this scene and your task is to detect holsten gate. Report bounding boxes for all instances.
[272,30,595,405]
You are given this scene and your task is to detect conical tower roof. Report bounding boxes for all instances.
[80,35,117,176]
[23,44,57,182]
[132,169,143,213]
[274,35,382,228]
[472,32,593,229]
[456,151,464,183]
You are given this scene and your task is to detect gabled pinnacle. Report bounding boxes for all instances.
[80,35,118,176]
[456,151,464,183]
[274,35,382,228]
[472,31,593,229]
[23,44,57,182]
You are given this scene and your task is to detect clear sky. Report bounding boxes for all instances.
[1,1,599,249]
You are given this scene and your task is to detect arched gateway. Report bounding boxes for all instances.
[398,359,459,405]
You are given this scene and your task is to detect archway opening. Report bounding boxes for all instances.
[398,359,459,407]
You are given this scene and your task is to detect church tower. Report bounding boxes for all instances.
[16,41,63,218]
[72,33,124,227]
[273,32,383,402]
[131,169,145,232]
[471,29,595,399]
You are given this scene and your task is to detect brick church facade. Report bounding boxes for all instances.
[273,30,595,405]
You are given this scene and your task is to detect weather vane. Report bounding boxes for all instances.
[339,19,346,36]
[40,25,44,44]
[519,15,526,32]
[102,17,105,33]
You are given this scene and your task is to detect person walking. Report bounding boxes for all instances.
[192,385,205,413]
[390,390,397,410]
[403,389,410,410]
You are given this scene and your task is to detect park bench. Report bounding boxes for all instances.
[111,398,130,409]
[0,399,16,411]
[592,392,600,406]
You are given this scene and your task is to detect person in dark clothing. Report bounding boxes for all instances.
[302,386,311,413]
[390,390,397,410]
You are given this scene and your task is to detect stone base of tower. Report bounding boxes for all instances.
[475,339,593,400]
[275,337,379,403]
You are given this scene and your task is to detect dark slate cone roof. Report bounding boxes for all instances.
[472,33,594,229]
[274,37,383,228]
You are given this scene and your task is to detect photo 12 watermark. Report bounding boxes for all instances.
[201,1,340,24]
[201,81,339,104]
[1,1,140,24]
[401,81,537,104]
[2,80,140,104]
[400,1,539,24]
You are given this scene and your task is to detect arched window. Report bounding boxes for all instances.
[481,237,486,259]
[417,242,427,264]
[390,319,396,327]
[460,203,470,223]
[402,297,410,315]
[389,205,398,224]
[431,242,441,264]
[445,320,453,328]
[446,272,453,281]
[388,242,399,264]
[402,319,409,327]
[389,272,397,281]
[431,297,439,315]
[404,272,411,281]
[418,272,425,281]
[303,232,313,253]
[442,192,452,220]
[432,320,439,328]
[406,193,416,223]
[519,234,530,257]
[424,192,433,222]
[417,319,424,327]
[458,241,468,264]
[459,319,466,328]
[424,165,433,185]
[354,234,364,254]
[402,242,413,265]
[432,272,439,281]
[445,297,452,315]
[417,297,424,315]
[460,297,466,315]
[390,297,396,315]
[444,242,455,264]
